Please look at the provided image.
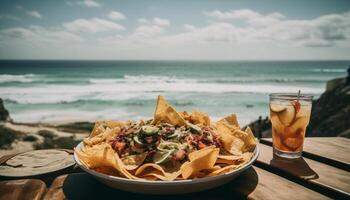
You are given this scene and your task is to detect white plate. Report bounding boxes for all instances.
[74,142,259,194]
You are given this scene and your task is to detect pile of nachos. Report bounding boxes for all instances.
[75,96,257,181]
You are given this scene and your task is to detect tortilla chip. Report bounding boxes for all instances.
[84,127,120,146]
[140,172,181,181]
[179,111,190,119]
[75,143,118,170]
[244,127,257,152]
[135,163,181,181]
[217,154,243,161]
[181,147,219,179]
[75,143,139,180]
[188,145,215,161]
[121,153,147,171]
[217,125,245,155]
[216,117,256,155]
[152,96,186,126]
[217,114,240,130]
[188,111,211,126]
[231,129,256,153]
[106,120,126,129]
[207,163,245,176]
[90,121,105,137]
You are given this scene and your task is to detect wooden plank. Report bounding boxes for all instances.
[59,169,328,200]
[43,175,67,200]
[233,167,329,200]
[256,143,350,199]
[0,179,46,200]
[260,137,350,171]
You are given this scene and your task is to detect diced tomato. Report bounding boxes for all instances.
[198,141,206,149]
[147,150,156,158]
[185,135,194,144]
[174,149,186,161]
[145,136,153,144]
[114,142,126,152]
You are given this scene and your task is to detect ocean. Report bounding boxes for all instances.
[0,60,348,126]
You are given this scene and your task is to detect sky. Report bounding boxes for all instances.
[0,0,350,60]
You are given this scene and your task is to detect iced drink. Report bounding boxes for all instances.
[269,93,312,158]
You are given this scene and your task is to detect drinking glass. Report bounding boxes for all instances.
[269,93,313,158]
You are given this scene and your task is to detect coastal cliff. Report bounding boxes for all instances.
[246,73,350,138]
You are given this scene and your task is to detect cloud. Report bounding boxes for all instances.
[131,25,165,39]
[26,11,42,19]
[137,17,170,26]
[203,9,285,27]
[63,18,125,33]
[184,24,196,31]
[108,11,126,20]
[0,15,21,21]
[1,8,349,59]
[67,0,101,7]
[0,26,83,45]
[159,22,241,44]
[153,17,170,26]
[202,9,350,47]
[138,18,149,24]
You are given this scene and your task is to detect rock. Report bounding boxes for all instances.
[326,77,345,92]
[307,77,350,137]
[244,116,271,138]
[56,122,94,133]
[0,98,10,122]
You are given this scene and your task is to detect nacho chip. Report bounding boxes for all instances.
[135,163,181,181]
[84,127,120,146]
[217,154,243,161]
[75,143,139,180]
[231,129,256,153]
[188,145,215,161]
[106,120,126,129]
[217,125,245,155]
[179,111,190,119]
[216,116,257,155]
[207,163,244,176]
[181,147,219,179]
[121,153,147,171]
[244,127,257,152]
[217,114,240,130]
[75,143,118,170]
[188,111,211,126]
[152,96,186,126]
[90,121,105,137]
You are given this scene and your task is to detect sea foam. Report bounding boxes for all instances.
[0,74,324,104]
[0,74,37,83]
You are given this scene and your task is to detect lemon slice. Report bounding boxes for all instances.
[278,103,296,126]
[270,104,287,113]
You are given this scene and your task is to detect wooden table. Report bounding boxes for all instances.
[0,137,349,200]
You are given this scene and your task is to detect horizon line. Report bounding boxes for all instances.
[0,59,350,62]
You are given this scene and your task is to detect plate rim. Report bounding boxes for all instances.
[74,141,260,184]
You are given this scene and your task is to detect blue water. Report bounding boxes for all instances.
[0,60,348,125]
